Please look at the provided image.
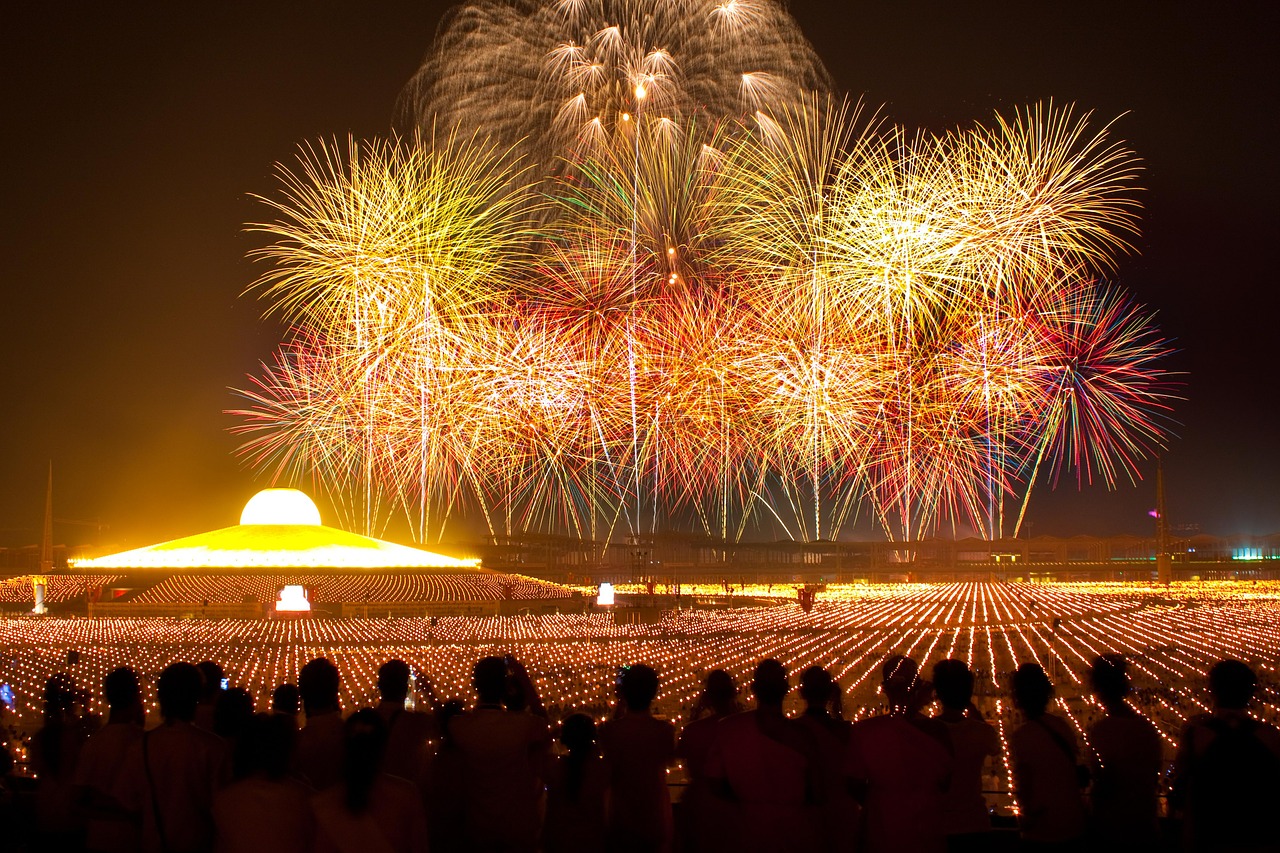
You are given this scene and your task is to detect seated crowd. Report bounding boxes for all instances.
[7,650,1280,853]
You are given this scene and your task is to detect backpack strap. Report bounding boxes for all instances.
[142,730,169,853]
[1032,717,1077,766]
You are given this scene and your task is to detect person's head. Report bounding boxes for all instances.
[1208,658,1257,710]
[558,712,597,799]
[932,659,975,711]
[104,667,143,723]
[341,708,387,814]
[378,659,411,704]
[618,664,659,712]
[233,713,296,780]
[559,712,596,755]
[196,661,225,703]
[1090,654,1130,707]
[473,656,509,704]
[1012,663,1053,718]
[298,658,340,715]
[504,669,529,713]
[271,682,300,717]
[157,662,202,722]
[43,673,78,722]
[214,687,255,739]
[881,655,920,708]
[752,659,789,707]
[702,669,738,714]
[799,666,836,711]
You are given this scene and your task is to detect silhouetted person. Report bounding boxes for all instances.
[294,657,344,790]
[797,665,856,853]
[932,659,999,852]
[677,669,739,852]
[311,708,428,853]
[1172,658,1280,852]
[213,687,254,741]
[427,699,467,853]
[543,713,608,853]
[845,655,951,853]
[195,661,225,732]
[600,663,677,852]
[271,682,300,726]
[212,713,313,853]
[375,659,434,784]
[450,655,550,852]
[116,661,231,853]
[74,666,145,853]
[707,659,820,852]
[1085,654,1161,849]
[33,672,92,851]
[1008,662,1085,852]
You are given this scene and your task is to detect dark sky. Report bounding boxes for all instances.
[3,1,1277,551]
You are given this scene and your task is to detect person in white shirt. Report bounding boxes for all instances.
[75,667,145,853]
[845,656,952,853]
[931,659,999,853]
[600,664,677,852]
[115,662,231,853]
[293,658,344,791]
[311,708,428,853]
[450,656,550,852]
[1085,654,1162,848]
[212,713,313,853]
[374,659,435,786]
[707,659,821,853]
[1008,663,1086,851]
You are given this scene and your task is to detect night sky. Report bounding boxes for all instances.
[3,1,1277,551]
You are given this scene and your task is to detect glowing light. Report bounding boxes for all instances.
[240,489,322,526]
[275,585,312,612]
[597,581,615,606]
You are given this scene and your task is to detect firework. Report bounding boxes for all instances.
[233,5,1177,547]
[398,0,831,176]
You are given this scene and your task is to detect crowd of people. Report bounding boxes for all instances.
[4,650,1279,853]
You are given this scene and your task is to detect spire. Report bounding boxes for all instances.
[39,461,54,573]
[1156,457,1172,585]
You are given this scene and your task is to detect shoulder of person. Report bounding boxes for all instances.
[523,712,551,738]
[1008,719,1038,743]
[848,713,886,736]
[1177,713,1214,743]
[1118,710,1161,738]
[678,714,711,738]
[376,772,424,802]
[949,714,998,740]
[718,709,758,734]
[789,716,822,749]
[1252,719,1280,754]
[309,783,344,812]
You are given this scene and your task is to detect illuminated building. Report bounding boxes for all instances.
[73,489,478,571]
[65,489,580,616]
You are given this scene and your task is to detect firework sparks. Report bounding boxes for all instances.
[233,5,1177,546]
